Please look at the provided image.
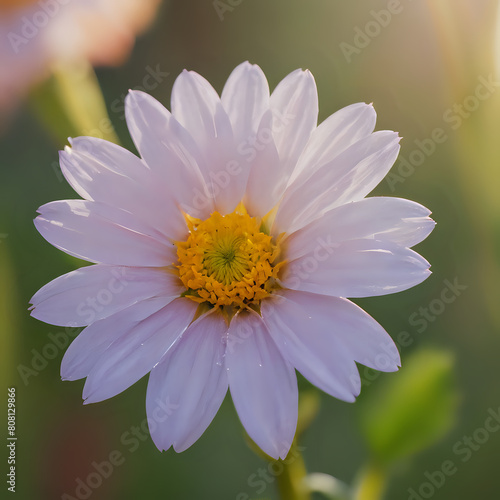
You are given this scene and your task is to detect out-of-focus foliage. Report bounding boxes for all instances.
[358,349,459,464]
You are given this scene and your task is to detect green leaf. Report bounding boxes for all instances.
[357,348,459,464]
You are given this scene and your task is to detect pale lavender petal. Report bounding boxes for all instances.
[171,70,244,214]
[146,311,228,452]
[261,292,361,402]
[270,69,318,182]
[60,136,148,201]
[125,90,214,221]
[82,298,197,403]
[61,137,188,240]
[30,265,184,327]
[274,131,401,233]
[264,290,399,374]
[289,102,377,185]
[221,61,270,143]
[226,310,298,460]
[34,200,176,266]
[281,238,431,298]
[61,297,173,381]
[284,197,435,261]
[243,110,282,217]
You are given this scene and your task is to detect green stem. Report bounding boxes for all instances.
[244,391,320,500]
[29,60,120,146]
[275,440,310,500]
[353,461,388,500]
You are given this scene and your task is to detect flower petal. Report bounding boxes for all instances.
[289,102,377,185]
[274,131,401,233]
[34,200,176,266]
[270,69,318,181]
[171,70,244,214]
[146,311,228,452]
[242,110,282,217]
[221,61,270,143]
[171,69,232,148]
[82,298,197,404]
[125,90,214,221]
[264,290,399,375]
[60,136,149,201]
[284,197,435,261]
[281,238,431,298]
[261,292,361,402]
[226,310,298,460]
[30,265,184,327]
[61,297,173,382]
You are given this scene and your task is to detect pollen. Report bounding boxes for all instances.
[176,208,283,308]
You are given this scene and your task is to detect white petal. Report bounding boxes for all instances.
[242,110,282,217]
[243,70,321,217]
[264,290,399,375]
[261,292,361,402]
[281,238,431,298]
[274,131,401,233]
[60,136,149,201]
[171,70,232,148]
[30,265,184,327]
[289,102,377,185]
[171,70,246,213]
[270,69,318,181]
[146,311,228,452]
[34,200,176,266]
[82,298,197,403]
[226,310,298,460]
[61,297,173,381]
[284,197,435,261]
[125,90,214,221]
[221,61,270,143]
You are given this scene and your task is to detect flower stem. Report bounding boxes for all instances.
[353,461,387,500]
[244,391,320,500]
[275,440,310,500]
[29,60,120,146]
[274,391,320,500]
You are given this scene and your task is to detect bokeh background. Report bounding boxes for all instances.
[2,0,500,499]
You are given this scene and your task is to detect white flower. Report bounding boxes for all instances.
[0,0,161,111]
[30,62,435,459]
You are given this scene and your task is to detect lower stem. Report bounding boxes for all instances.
[275,440,310,500]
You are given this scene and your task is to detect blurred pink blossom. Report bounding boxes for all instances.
[0,0,161,112]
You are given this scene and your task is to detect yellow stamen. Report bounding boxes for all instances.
[176,209,283,308]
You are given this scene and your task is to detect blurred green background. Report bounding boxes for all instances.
[2,0,500,499]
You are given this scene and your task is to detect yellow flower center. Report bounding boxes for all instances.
[176,208,283,308]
